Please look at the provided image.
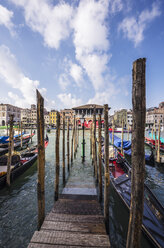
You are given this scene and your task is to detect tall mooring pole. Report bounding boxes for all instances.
[67,118,70,172]
[104,104,110,234]
[55,112,60,201]
[36,89,45,230]
[62,112,65,185]
[93,107,97,182]
[98,114,102,202]
[6,114,14,187]
[126,58,146,248]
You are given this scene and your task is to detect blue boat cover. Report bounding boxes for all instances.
[0,132,25,143]
[124,149,152,161]
[109,133,131,149]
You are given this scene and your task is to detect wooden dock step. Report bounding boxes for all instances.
[29,230,110,247]
[28,195,110,247]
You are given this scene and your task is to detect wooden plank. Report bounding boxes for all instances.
[30,230,110,247]
[52,200,102,215]
[41,220,106,234]
[45,213,105,223]
[28,244,109,248]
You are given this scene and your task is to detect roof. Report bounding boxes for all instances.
[72,104,109,110]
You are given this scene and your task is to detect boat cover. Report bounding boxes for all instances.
[109,133,131,150]
[0,132,25,143]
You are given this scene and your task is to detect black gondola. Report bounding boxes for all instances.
[102,145,164,248]
[0,138,49,189]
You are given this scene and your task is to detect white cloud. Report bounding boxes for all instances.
[109,0,123,13]
[59,73,70,91]
[9,0,73,49]
[0,4,15,35]
[57,93,82,109]
[0,45,45,108]
[70,63,83,86]
[119,2,161,46]
[72,0,110,91]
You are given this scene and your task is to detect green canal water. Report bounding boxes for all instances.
[0,130,164,248]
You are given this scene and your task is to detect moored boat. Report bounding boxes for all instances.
[102,146,164,248]
[109,133,154,165]
[0,136,49,189]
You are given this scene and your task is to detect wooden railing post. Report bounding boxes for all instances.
[126,58,146,248]
[157,120,161,163]
[36,89,45,230]
[67,118,70,172]
[55,112,60,201]
[6,114,14,187]
[98,114,102,202]
[63,112,65,185]
[104,104,110,234]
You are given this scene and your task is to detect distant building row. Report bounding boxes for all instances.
[0,102,164,130]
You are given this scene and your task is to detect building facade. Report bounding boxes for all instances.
[72,104,107,127]
[60,109,74,126]
[113,109,132,128]
[21,108,31,126]
[49,110,57,126]
[44,113,50,125]
[0,104,21,126]
[146,103,164,131]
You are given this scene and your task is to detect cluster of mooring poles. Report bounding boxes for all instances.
[6,118,34,187]
[36,89,79,230]
[151,119,162,163]
[89,58,147,247]
[35,58,148,247]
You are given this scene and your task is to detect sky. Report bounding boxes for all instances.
[0,0,163,114]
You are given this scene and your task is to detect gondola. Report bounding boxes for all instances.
[109,133,154,165]
[0,132,25,144]
[0,133,35,156]
[145,137,164,153]
[0,136,49,189]
[102,145,164,248]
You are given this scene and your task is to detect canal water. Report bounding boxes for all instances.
[0,130,164,248]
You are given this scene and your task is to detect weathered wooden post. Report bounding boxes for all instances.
[62,112,65,185]
[151,124,153,139]
[71,119,74,164]
[126,58,146,248]
[121,119,124,155]
[6,115,14,187]
[98,114,102,202]
[90,123,92,155]
[104,104,110,234]
[74,116,76,158]
[157,120,161,163]
[31,124,33,143]
[20,121,23,149]
[7,122,9,136]
[67,118,70,172]
[93,107,98,182]
[127,124,130,141]
[55,112,60,201]
[154,121,157,154]
[112,120,114,145]
[36,89,45,230]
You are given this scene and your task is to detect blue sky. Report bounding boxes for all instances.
[0,0,163,113]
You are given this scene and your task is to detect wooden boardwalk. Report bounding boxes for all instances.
[28,158,110,247]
